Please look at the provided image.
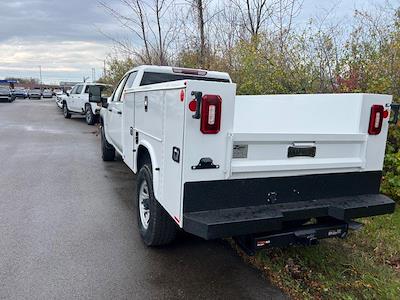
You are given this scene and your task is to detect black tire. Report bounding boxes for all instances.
[63,102,71,118]
[137,163,177,246]
[101,125,115,161]
[85,104,96,125]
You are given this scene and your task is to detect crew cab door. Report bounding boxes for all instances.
[122,71,138,168]
[71,84,83,112]
[67,85,78,111]
[105,75,129,152]
[79,84,90,112]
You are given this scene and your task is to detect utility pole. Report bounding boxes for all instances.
[92,68,96,82]
[39,65,42,87]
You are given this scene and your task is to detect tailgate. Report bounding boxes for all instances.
[230,94,392,179]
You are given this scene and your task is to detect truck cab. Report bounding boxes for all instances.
[63,82,112,125]
[90,65,397,254]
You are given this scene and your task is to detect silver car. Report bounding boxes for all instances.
[0,88,14,102]
[42,89,53,98]
[28,89,42,99]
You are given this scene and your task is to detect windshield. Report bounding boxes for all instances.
[140,72,230,86]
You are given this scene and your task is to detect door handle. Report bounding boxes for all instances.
[144,96,148,112]
[108,109,112,112]
[117,111,122,115]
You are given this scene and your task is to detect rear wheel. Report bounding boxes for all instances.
[101,125,115,161]
[137,163,177,246]
[85,104,95,125]
[63,102,71,118]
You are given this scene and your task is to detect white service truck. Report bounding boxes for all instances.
[63,83,111,125]
[89,65,399,254]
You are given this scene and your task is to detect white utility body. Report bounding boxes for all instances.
[91,65,396,251]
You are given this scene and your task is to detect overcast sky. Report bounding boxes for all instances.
[0,0,393,84]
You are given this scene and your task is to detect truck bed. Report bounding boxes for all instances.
[181,93,395,240]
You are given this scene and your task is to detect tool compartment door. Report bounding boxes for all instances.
[231,94,392,179]
[161,87,186,225]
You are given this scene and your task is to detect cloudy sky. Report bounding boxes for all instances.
[0,0,392,84]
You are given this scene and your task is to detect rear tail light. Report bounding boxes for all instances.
[201,95,222,134]
[368,104,384,135]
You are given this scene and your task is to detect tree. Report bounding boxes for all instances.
[99,0,177,65]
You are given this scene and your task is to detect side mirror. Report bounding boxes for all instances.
[88,86,102,103]
[390,104,400,125]
[66,92,70,96]
[101,97,109,108]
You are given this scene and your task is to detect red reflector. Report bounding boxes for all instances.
[201,95,222,134]
[188,100,197,112]
[180,89,185,102]
[368,105,384,135]
[383,110,389,119]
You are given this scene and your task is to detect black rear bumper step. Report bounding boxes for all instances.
[234,220,355,255]
[183,194,395,240]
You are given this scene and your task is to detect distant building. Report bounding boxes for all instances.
[0,79,18,89]
[0,79,79,91]
[59,81,80,89]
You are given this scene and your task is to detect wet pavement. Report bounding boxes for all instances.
[0,99,286,299]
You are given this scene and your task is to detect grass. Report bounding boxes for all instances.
[233,206,400,299]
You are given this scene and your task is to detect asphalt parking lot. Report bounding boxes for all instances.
[0,99,285,299]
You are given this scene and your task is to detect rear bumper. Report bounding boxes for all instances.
[183,194,395,239]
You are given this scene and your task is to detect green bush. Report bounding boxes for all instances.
[382,127,400,202]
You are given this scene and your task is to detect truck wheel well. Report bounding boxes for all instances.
[137,146,152,171]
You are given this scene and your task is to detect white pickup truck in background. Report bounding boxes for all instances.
[89,65,398,254]
[63,83,111,125]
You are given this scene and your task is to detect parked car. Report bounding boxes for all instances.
[56,92,68,109]
[89,65,398,253]
[42,89,53,98]
[62,83,112,125]
[0,87,15,102]
[53,89,62,96]
[28,89,42,99]
[12,88,28,98]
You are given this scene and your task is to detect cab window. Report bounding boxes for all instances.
[70,86,78,94]
[125,72,138,89]
[75,85,83,94]
[112,76,128,102]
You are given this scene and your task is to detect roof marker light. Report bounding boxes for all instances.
[172,67,207,76]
